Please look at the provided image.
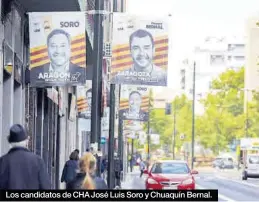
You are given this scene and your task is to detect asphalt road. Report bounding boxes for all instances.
[196,171,259,201]
[122,170,259,201]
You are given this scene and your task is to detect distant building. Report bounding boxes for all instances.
[153,87,178,109]
[182,36,245,115]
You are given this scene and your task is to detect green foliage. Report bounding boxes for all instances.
[147,67,249,155]
[197,67,245,153]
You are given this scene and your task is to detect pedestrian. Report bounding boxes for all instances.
[66,152,108,190]
[139,159,145,178]
[101,155,108,179]
[61,150,79,188]
[0,124,51,189]
[74,149,80,156]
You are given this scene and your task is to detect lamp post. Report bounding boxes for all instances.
[191,62,196,170]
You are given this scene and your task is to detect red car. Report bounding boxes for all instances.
[144,160,198,190]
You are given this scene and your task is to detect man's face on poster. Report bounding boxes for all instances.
[48,34,71,69]
[129,92,142,113]
[86,91,92,109]
[130,35,154,69]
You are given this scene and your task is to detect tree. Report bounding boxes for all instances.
[197,67,245,153]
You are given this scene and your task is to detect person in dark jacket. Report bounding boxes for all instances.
[61,151,79,188]
[0,124,51,189]
[67,152,107,190]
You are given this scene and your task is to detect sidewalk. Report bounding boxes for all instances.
[121,167,145,189]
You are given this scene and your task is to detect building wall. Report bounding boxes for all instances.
[0,2,25,156]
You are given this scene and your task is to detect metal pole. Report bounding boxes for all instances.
[191,62,196,170]
[118,86,123,163]
[91,0,104,177]
[107,0,119,189]
[147,94,151,168]
[172,101,176,159]
[131,139,134,172]
[246,89,248,137]
[127,141,129,172]
[107,84,116,188]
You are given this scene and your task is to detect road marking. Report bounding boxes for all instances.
[216,175,259,188]
[196,184,236,202]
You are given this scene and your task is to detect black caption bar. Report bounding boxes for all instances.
[0,190,218,201]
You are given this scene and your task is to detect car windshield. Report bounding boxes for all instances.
[248,156,259,164]
[151,162,190,174]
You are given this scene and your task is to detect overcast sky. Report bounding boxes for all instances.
[126,0,259,90]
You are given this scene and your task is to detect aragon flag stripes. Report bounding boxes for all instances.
[77,96,88,113]
[111,35,168,75]
[30,34,86,69]
[119,95,149,112]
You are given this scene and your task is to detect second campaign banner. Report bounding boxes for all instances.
[119,85,150,122]
[77,80,92,119]
[111,13,169,87]
[29,12,86,87]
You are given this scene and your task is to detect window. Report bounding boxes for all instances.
[248,156,259,164]
[13,9,23,60]
[4,12,12,47]
[151,162,190,174]
[233,56,245,61]
[210,55,225,65]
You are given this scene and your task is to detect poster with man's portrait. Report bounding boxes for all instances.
[77,80,92,119]
[28,12,86,86]
[111,13,169,87]
[119,85,150,122]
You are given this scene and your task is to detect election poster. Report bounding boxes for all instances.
[77,80,92,119]
[119,85,150,121]
[123,120,145,139]
[111,13,169,86]
[28,12,86,86]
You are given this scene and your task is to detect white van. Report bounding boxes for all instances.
[242,154,259,180]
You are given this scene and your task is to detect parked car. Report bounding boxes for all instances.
[144,160,198,190]
[212,158,223,168]
[242,154,259,180]
[212,157,234,169]
[220,158,234,169]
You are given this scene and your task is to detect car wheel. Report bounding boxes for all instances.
[242,172,247,180]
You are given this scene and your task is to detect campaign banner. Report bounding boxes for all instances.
[120,85,150,121]
[77,80,92,119]
[28,12,86,87]
[123,120,145,139]
[111,13,169,87]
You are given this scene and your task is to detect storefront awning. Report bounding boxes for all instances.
[16,0,81,12]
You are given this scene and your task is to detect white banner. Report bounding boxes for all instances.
[29,12,86,86]
[111,13,169,86]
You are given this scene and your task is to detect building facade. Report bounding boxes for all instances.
[181,36,245,115]
[0,0,84,189]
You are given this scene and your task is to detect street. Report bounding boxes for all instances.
[122,168,259,201]
[196,170,259,201]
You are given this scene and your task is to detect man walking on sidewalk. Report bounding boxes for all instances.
[0,124,51,189]
[139,159,146,178]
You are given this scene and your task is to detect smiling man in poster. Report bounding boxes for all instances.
[32,29,85,83]
[120,90,149,121]
[113,29,167,86]
[29,12,87,86]
[111,14,169,87]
